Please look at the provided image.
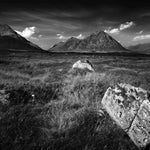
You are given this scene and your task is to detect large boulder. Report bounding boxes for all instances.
[102,83,150,148]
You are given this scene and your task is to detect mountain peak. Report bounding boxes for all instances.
[0,24,16,36]
[67,37,80,42]
[89,30,111,40]
[0,24,43,51]
[97,30,109,37]
[96,30,106,35]
[76,30,124,51]
[49,30,127,52]
[0,24,11,29]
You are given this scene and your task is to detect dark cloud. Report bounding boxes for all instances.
[1,0,150,17]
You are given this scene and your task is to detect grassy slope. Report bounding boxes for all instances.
[0,53,150,150]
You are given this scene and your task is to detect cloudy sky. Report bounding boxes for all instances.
[1,0,150,49]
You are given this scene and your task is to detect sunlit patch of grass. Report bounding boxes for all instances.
[62,72,108,110]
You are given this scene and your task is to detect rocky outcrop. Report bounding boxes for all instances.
[102,83,150,148]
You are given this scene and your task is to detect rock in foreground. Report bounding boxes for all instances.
[102,83,150,148]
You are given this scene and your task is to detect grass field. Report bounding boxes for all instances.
[0,52,150,150]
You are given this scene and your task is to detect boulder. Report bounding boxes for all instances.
[68,60,95,76]
[102,83,150,148]
[128,99,150,147]
[72,60,94,72]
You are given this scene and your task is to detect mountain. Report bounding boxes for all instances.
[0,24,43,52]
[128,43,150,54]
[50,41,65,49]
[49,31,128,53]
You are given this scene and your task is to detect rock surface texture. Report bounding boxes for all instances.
[102,83,150,148]
[68,60,95,76]
[72,60,94,72]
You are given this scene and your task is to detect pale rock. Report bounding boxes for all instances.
[72,60,94,72]
[102,83,150,148]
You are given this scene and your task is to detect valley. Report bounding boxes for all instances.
[0,24,150,150]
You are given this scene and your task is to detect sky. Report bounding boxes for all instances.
[1,0,150,49]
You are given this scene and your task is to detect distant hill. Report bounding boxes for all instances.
[0,24,44,52]
[50,41,65,50]
[49,31,128,53]
[128,43,150,54]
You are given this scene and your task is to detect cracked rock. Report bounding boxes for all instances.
[102,83,150,148]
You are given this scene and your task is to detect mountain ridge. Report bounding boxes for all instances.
[49,31,128,53]
[0,24,43,52]
[128,43,150,54]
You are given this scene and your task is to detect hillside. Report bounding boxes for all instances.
[49,31,128,53]
[0,24,43,52]
[128,43,150,54]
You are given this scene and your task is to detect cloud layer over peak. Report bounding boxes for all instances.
[56,33,85,40]
[104,21,135,34]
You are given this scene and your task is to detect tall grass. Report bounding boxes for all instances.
[1,56,150,150]
[0,69,140,150]
[0,102,137,150]
[62,72,109,110]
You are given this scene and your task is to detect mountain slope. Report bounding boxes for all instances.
[0,24,43,52]
[49,31,127,53]
[128,43,150,54]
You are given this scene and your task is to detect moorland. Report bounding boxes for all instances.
[0,51,150,150]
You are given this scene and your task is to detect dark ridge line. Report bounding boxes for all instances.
[0,49,150,57]
[48,52,150,57]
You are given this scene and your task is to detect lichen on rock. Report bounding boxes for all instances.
[102,83,150,148]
